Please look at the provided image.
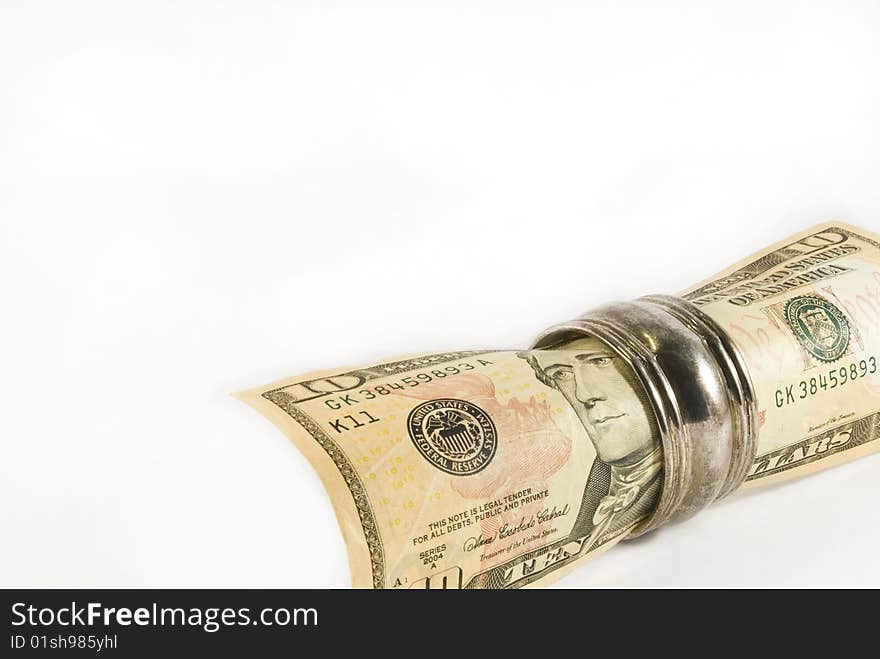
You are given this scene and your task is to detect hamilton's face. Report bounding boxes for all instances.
[531,337,657,466]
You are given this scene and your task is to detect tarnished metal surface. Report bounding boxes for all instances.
[532,295,758,537]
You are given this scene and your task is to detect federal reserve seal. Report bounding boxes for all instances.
[784,295,851,363]
[407,399,497,475]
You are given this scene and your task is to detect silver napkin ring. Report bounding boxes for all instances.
[531,294,758,538]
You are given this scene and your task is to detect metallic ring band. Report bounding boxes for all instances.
[530,294,758,537]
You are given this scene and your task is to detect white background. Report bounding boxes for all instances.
[2,1,880,588]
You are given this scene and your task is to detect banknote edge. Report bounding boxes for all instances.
[742,411,880,490]
[232,387,381,588]
[232,350,500,589]
[680,221,880,300]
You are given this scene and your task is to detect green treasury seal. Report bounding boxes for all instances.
[784,295,851,363]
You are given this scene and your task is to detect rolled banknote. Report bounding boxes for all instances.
[237,222,880,588]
